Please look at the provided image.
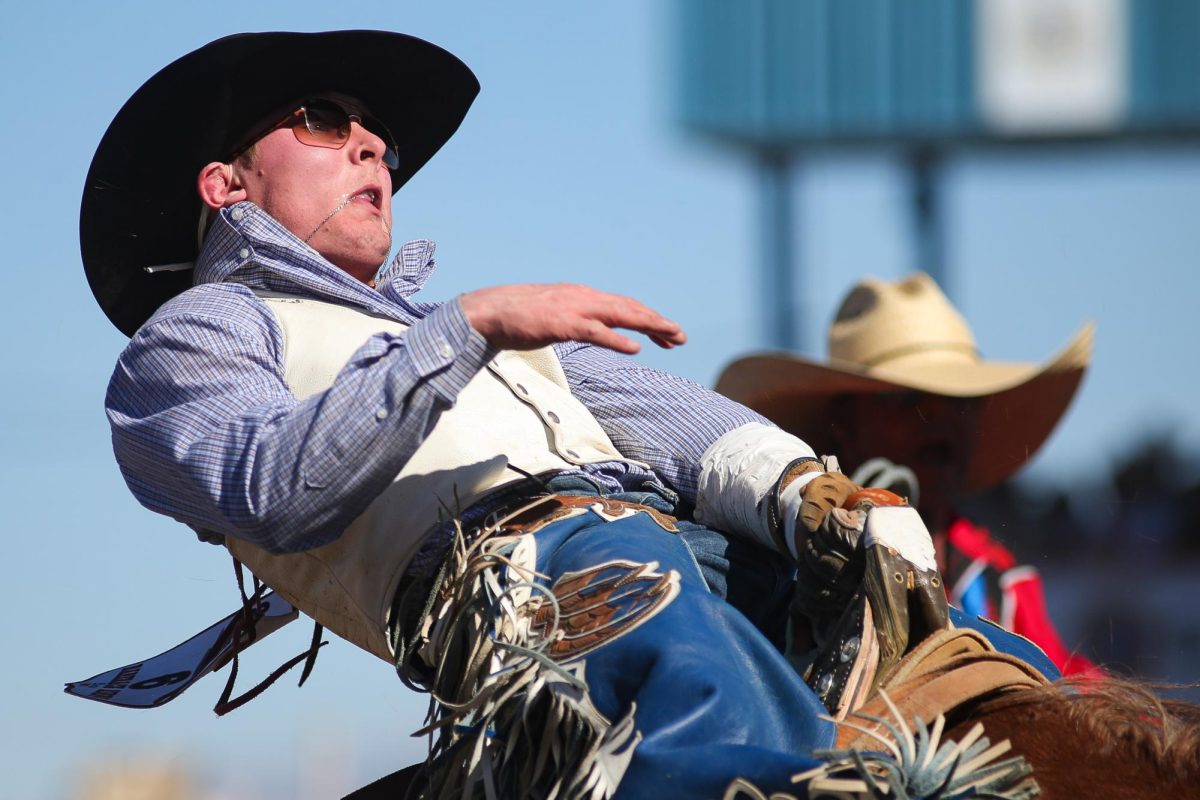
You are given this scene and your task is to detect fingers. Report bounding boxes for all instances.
[799,472,861,533]
[648,332,685,349]
[590,295,687,349]
[461,283,688,352]
[575,318,642,354]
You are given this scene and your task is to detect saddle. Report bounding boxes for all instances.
[795,498,1051,735]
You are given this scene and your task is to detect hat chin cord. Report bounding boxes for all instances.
[303,193,353,243]
[302,193,392,245]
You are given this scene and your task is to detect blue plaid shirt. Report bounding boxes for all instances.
[106,202,769,553]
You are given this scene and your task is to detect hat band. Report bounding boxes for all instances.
[858,340,979,369]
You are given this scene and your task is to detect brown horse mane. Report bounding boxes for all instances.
[944,675,1200,798]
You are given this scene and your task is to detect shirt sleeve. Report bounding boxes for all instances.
[554,341,773,503]
[106,286,493,553]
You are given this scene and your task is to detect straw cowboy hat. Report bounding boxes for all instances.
[81,30,479,337]
[715,272,1093,492]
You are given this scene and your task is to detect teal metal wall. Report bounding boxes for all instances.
[1130,0,1200,127]
[679,0,1200,146]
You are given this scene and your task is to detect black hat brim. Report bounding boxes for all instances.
[81,30,479,337]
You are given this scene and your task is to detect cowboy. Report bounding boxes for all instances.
[80,30,894,798]
[716,272,1098,676]
[84,30,1072,798]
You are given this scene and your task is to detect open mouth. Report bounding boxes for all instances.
[350,185,383,210]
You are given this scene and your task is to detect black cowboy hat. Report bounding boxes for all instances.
[81,30,479,337]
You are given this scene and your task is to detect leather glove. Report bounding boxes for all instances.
[788,485,907,650]
[798,471,860,533]
[795,506,867,620]
[795,486,909,616]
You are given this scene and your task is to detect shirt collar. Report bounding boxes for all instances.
[194,201,438,316]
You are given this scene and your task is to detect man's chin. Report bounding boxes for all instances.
[309,216,388,258]
[322,241,391,284]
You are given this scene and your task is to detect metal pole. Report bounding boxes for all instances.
[757,149,799,351]
[910,147,949,297]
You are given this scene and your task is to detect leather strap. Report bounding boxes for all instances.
[805,593,880,720]
[836,627,1050,749]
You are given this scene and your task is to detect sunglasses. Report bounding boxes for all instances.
[230,98,400,171]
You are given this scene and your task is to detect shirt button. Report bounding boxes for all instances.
[516,383,529,395]
[375,408,389,421]
[566,449,580,459]
[231,207,245,221]
[238,247,250,259]
[547,411,561,424]
[439,341,454,359]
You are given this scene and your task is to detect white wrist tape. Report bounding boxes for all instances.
[779,471,821,560]
[694,422,817,551]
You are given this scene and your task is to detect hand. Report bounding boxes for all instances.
[459,283,687,354]
[797,471,860,534]
[793,505,867,622]
[792,483,906,617]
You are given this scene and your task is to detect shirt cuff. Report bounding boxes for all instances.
[404,299,495,404]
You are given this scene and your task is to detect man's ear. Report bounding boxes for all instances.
[197,161,248,210]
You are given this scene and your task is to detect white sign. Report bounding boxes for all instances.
[977,0,1128,134]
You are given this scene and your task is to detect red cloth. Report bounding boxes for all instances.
[947,517,1100,678]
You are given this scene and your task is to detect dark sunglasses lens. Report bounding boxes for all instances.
[299,102,352,146]
[362,118,401,171]
[381,144,400,171]
[294,101,400,170]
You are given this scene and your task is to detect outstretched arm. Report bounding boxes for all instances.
[461,282,686,353]
[108,282,686,554]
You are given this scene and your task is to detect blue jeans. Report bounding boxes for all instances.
[531,475,832,798]
[525,476,1060,797]
[543,474,797,646]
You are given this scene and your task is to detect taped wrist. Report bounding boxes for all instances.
[694,423,817,551]
[770,458,821,558]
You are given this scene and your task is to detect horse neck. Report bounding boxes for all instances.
[945,683,1200,799]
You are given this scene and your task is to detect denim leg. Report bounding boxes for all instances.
[675,522,797,651]
[543,472,798,651]
[531,510,833,799]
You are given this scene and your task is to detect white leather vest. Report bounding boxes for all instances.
[224,293,643,661]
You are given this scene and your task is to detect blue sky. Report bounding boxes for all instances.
[3,1,1200,797]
